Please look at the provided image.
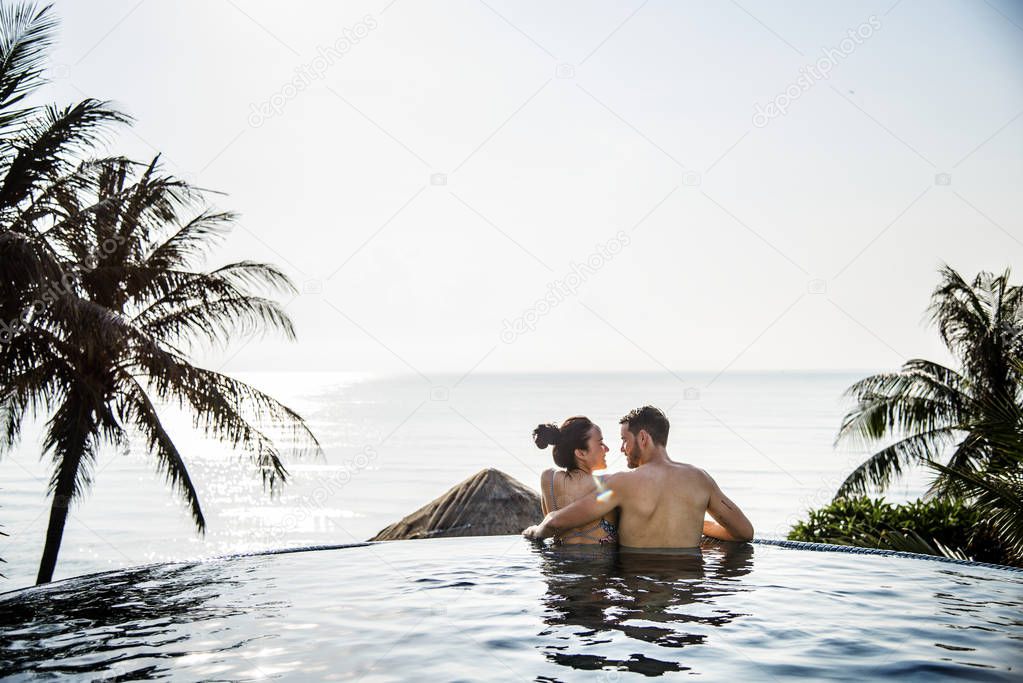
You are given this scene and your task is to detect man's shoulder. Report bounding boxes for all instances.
[602,467,658,488]
[657,461,714,491]
[678,462,715,484]
[678,462,709,476]
[664,458,709,476]
[599,469,636,487]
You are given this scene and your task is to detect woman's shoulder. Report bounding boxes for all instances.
[540,469,559,505]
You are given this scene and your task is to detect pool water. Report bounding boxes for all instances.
[1,536,1021,681]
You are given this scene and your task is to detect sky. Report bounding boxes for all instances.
[40,0,1023,377]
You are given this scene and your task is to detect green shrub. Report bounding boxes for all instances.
[788,496,1011,565]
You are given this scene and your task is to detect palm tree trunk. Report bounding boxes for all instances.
[35,454,81,585]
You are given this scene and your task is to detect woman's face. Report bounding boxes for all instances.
[576,425,609,471]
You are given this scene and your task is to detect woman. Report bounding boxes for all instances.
[533,416,618,545]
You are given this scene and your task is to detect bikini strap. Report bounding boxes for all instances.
[563,518,614,542]
[548,470,558,510]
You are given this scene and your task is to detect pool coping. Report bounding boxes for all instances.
[752,538,1023,573]
[1,535,1019,600]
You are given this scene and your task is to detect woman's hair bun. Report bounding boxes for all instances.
[533,423,560,449]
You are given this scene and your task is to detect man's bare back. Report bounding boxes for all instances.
[523,406,753,548]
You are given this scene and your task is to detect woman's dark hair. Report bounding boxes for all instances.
[533,416,594,471]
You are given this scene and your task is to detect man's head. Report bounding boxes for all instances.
[619,405,669,468]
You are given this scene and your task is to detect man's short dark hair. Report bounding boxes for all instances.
[619,405,669,446]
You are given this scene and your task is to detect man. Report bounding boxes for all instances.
[523,406,753,547]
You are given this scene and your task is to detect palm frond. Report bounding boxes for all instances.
[142,293,294,349]
[8,156,127,238]
[842,527,971,560]
[211,260,295,295]
[0,359,65,453]
[927,456,1023,564]
[143,209,235,269]
[115,375,206,532]
[101,156,200,264]
[0,99,129,210]
[837,371,967,446]
[0,2,57,132]
[130,265,296,348]
[929,265,1020,398]
[835,426,962,498]
[928,265,990,354]
[126,341,318,491]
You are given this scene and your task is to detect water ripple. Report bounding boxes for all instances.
[0,537,1020,681]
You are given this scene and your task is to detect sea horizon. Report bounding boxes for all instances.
[0,369,927,591]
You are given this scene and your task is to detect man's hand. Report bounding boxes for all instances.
[523,513,559,541]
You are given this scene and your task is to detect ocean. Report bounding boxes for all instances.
[0,371,926,590]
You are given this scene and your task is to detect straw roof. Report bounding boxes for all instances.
[370,468,541,541]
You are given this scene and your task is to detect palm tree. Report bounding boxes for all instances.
[835,265,1023,499]
[1,155,321,584]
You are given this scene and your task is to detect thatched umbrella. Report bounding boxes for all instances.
[370,468,541,541]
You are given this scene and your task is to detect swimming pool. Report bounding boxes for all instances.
[1,536,1020,680]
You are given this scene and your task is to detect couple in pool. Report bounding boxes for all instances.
[523,405,754,549]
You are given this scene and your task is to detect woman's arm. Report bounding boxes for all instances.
[703,519,746,541]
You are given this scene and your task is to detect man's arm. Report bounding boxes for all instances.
[523,475,620,540]
[703,471,754,542]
